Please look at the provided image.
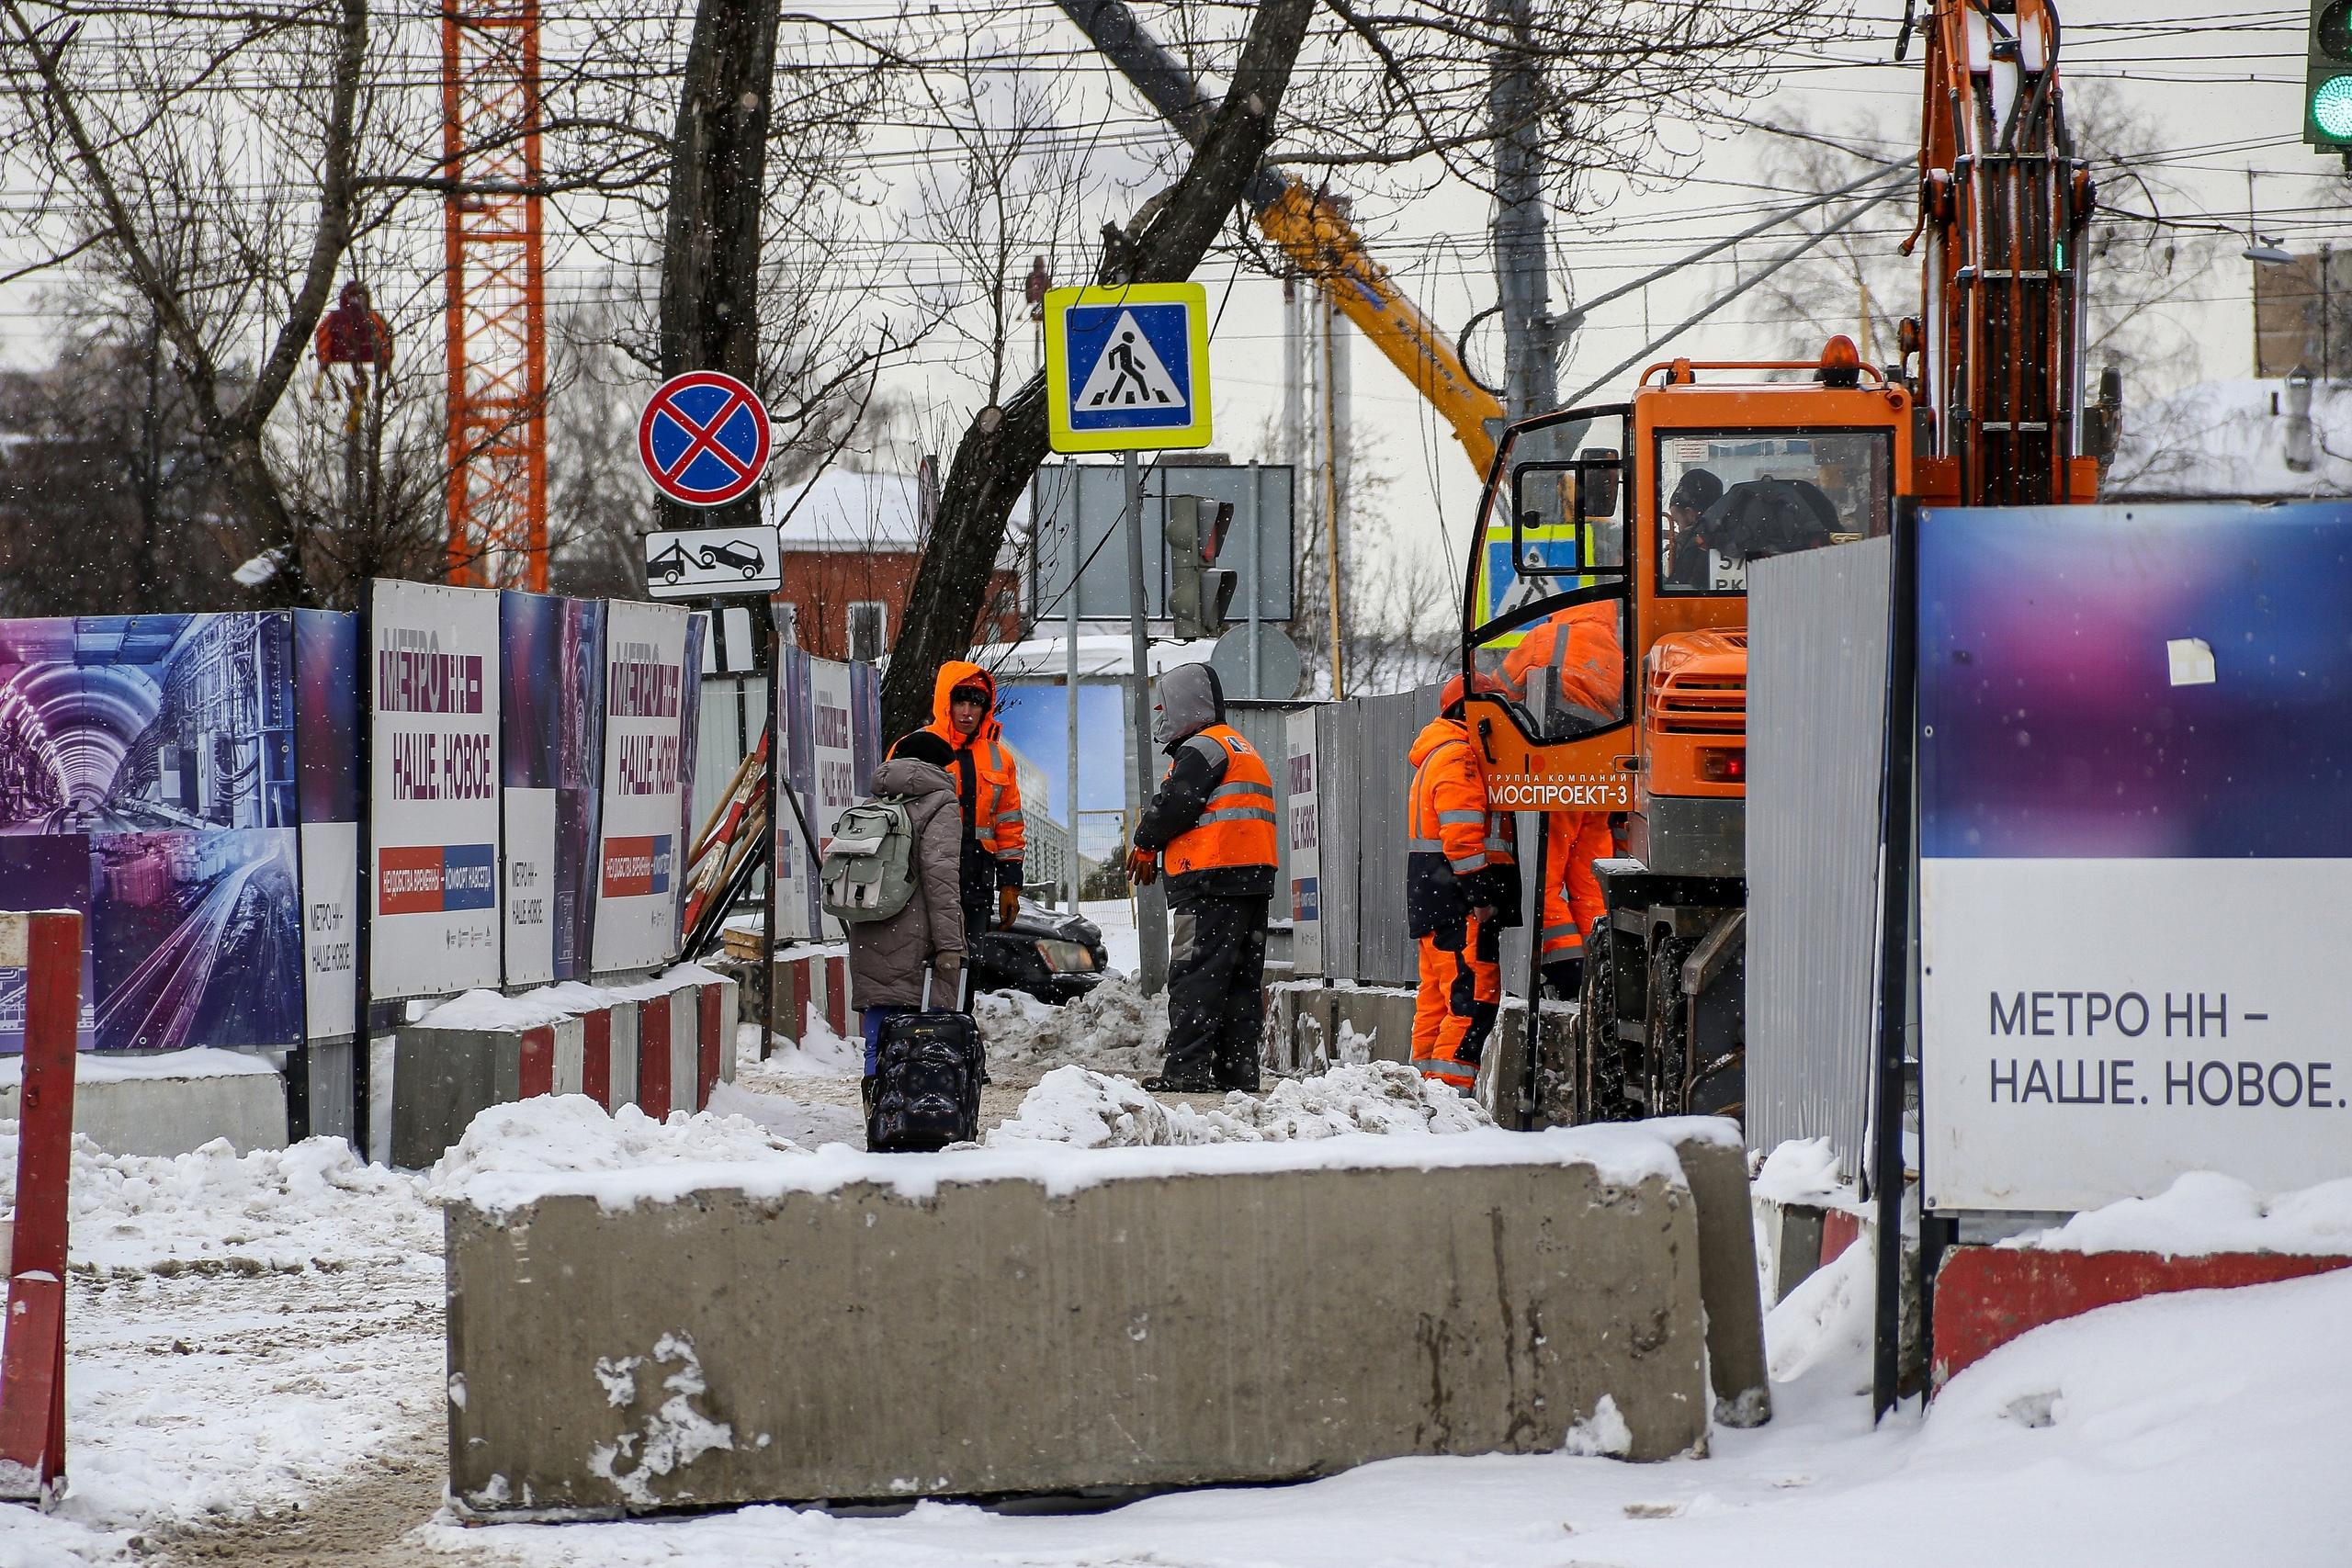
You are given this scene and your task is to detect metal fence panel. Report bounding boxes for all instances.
[1315,703,1361,980]
[1747,536,1891,1179]
[1347,685,1440,987]
[1226,700,1306,897]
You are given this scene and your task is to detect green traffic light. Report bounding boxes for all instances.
[2317,73,2352,138]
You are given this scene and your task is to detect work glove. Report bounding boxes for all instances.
[1125,846,1159,887]
[997,886,1020,930]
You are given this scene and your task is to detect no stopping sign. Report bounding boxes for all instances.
[638,371,772,507]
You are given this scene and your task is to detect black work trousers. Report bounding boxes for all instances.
[1161,889,1270,1087]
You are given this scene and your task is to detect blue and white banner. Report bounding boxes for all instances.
[369,581,503,1000]
[1917,502,2352,1213]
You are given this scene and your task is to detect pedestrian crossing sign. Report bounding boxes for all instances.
[1043,283,1214,454]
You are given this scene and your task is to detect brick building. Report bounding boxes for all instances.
[766,465,1023,661]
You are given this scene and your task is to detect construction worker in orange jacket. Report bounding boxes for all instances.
[1500,602,1625,997]
[1406,672,1521,1093]
[1126,662,1278,1093]
[921,660,1025,933]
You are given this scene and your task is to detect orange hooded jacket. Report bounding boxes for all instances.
[1404,715,1520,939]
[920,660,1025,887]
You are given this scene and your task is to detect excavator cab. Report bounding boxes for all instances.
[1459,340,1914,1126]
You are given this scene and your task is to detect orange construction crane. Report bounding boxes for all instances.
[440,0,549,591]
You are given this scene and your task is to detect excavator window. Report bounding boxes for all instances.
[1654,428,1892,596]
[1466,408,1633,747]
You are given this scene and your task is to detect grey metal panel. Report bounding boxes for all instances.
[1314,703,1360,980]
[1746,536,1891,1181]
[1348,685,1441,988]
[1226,700,1306,897]
[1031,462,1297,623]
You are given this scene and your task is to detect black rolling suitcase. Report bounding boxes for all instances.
[867,967,985,1153]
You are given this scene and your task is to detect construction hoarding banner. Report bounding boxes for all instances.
[500,593,606,986]
[295,610,360,1041]
[593,600,691,972]
[369,582,503,1001]
[1917,502,2352,1213]
[771,645,817,942]
[0,614,306,1053]
[1285,707,1321,976]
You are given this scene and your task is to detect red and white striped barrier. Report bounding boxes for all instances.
[767,943,850,1049]
[388,969,737,1168]
[0,909,80,1502]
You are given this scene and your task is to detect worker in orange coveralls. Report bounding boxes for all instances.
[1405,671,1522,1093]
[1499,600,1625,998]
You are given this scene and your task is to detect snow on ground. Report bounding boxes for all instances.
[8,1057,2351,1566]
[0,1130,445,1565]
[2004,1169,2352,1257]
[971,974,1167,1079]
[987,1061,1489,1147]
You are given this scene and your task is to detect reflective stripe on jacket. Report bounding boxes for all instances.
[1404,716,1520,939]
[921,660,1026,884]
[1162,726,1279,877]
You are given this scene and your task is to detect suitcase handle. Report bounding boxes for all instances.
[919,963,969,1013]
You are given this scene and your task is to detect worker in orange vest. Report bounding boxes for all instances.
[1499,601,1625,997]
[921,660,1025,933]
[1125,662,1278,1093]
[1405,671,1521,1093]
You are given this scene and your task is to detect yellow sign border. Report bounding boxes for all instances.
[1043,283,1214,454]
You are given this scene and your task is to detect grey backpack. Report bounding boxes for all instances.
[820,795,919,923]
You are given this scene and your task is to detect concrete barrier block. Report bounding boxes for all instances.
[1660,1122,1771,1427]
[549,1016,586,1098]
[607,1002,640,1112]
[392,1028,519,1169]
[445,1136,1712,1516]
[715,978,740,1085]
[0,1049,287,1157]
[667,988,698,1114]
[634,995,673,1121]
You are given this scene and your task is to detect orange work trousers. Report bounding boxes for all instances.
[1539,812,1612,960]
[1412,909,1500,1090]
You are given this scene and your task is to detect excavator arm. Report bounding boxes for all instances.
[1056,1,1504,475]
[1908,0,2102,505]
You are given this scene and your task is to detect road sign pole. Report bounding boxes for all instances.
[1064,476,1081,914]
[1123,447,1168,998]
[1246,460,1263,699]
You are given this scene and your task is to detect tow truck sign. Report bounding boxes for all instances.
[641,524,782,601]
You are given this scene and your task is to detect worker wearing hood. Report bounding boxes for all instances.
[1127,661,1277,1093]
[920,660,1026,931]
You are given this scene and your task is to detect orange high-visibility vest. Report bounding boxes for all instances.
[1162,725,1279,877]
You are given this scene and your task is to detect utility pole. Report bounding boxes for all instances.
[1487,0,1559,423]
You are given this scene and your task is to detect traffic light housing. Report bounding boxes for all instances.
[1165,493,1237,640]
[2309,0,2352,149]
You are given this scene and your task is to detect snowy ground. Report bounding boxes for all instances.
[3,931,2348,1564]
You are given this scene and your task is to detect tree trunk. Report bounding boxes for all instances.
[879,0,1317,739]
[655,0,779,536]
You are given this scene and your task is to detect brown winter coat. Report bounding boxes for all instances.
[846,757,967,1010]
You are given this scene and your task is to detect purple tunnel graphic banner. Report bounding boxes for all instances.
[501,592,605,986]
[0,614,303,1053]
[1917,502,2352,1213]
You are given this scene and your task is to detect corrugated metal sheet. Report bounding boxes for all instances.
[1314,703,1361,980]
[1747,536,1891,1179]
[1345,687,1437,987]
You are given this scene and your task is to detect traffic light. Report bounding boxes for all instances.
[2308,0,2352,150]
[1164,493,1237,640]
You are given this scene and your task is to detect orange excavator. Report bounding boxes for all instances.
[1458,0,2118,1123]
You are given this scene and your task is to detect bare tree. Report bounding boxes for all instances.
[1745,96,2221,393]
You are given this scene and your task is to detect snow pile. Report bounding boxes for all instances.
[426,1095,806,1213]
[2006,1170,2352,1258]
[987,1063,1491,1149]
[1751,1136,1862,1212]
[975,973,1168,1077]
[1763,1232,1874,1387]
[753,1014,865,1078]
[0,1125,433,1274]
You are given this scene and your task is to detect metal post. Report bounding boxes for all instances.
[1488,0,1558,422]
[1065,474,1082,911]
[1871,501,1921,1423]
[1123,447,1168,996]
[1246,459,1263,698]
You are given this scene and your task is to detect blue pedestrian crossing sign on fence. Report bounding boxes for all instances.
[1043,283,1214,454]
